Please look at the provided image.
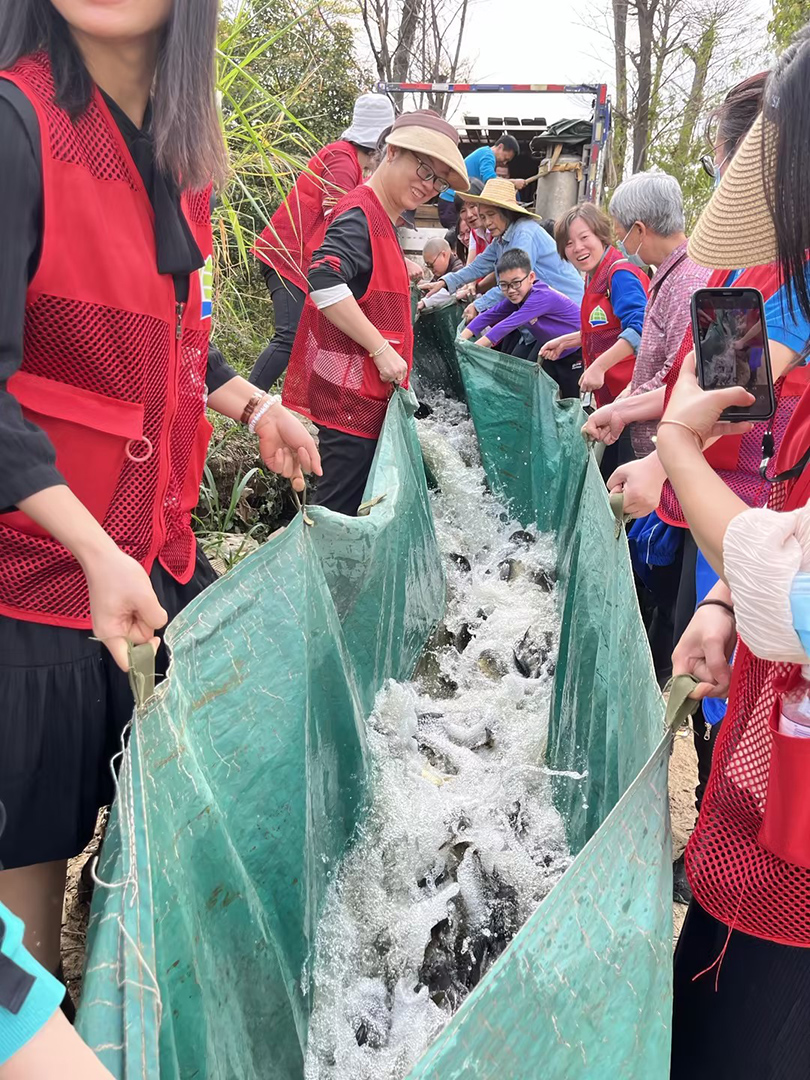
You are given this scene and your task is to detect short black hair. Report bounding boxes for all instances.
[539,218,556,238]
[495,134,520,156]
[497,248,532,275]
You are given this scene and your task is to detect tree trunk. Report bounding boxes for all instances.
[612,0,630,182]
[673,22,717,168]
[391,0,424,107]
[632,0,658,172]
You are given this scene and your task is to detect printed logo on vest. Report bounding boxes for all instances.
[200,255,213,319]
[588,304,608,327]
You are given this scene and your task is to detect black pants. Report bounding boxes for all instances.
[599,428,636,483]
[672,899,810,1079]
[438,199,458,230]
[250,267,306,390]
[499,331,584,400]
[634,530,684,687]
[310,423,379,516]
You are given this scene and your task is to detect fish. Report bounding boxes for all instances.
[513,628,555,679]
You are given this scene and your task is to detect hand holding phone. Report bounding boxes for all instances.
[691,287,775,421]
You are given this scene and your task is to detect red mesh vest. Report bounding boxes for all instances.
[253,141,362,292]
[657,263,808,525]
[0,53,214,629]
[581,246,650,407]
[685,428,810,945]
[282,183,412,440]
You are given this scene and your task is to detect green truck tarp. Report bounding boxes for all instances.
[77,304,671,1079]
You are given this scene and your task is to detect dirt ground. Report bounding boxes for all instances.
[670,729,698,942]
[60,733,700,1007]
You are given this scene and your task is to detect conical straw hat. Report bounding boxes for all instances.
[688,112,777,269]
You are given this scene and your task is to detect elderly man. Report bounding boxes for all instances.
[582,171,712,457]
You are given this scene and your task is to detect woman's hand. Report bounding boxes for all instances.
[372,343,409,384]
[658,351,754,450]
[579,363,605,394]
[539,336,567,362]
[255,403,323,493]
[607,454,666,518]
[476,335,493,349]
[581,402,626,445]
[462,302,478,323]
[405,258,424,283]
[419,279,446,298]
[672,602,736,700]
[83,546,168,672]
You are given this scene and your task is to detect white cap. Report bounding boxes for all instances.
[342,94,395,150]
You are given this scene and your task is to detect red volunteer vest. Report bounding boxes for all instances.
[0,53,214,629]
[253,141,362,293]
[685,405,810,945]
[581,246,650,407]
[282,184,412,440]
[657,263,809,525]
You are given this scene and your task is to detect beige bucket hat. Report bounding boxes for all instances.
[688,111,777,269]
[458,177,541,220]
[386,110,469,193]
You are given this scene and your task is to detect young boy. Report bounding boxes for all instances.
[417,237,465,312]
[461,247,583,398]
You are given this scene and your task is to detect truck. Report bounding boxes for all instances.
[376,81,612,260]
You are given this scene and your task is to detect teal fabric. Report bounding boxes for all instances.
[0,901,64,1066]
[78,308,670,1080]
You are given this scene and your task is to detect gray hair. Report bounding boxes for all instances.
[423,236,451,259]
[609,171,685,236]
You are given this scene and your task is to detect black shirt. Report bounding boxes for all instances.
[0,82,236,509]
[307,208,373,297]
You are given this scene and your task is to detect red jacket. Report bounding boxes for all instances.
[0,53,214,629]
[253,141,362,292]
[282,183,412,439]
[581,246,649,407]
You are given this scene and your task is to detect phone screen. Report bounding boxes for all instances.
[692,288,774,420]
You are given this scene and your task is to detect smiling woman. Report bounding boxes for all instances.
[282,109,470,516]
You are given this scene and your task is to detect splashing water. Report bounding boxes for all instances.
[304,392,571,1080]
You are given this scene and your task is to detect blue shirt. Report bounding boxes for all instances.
[443,218,585,310]
[0,902,64,1066]
[727,266,810,355]
[439,145,498,203]
[608,267,648,352]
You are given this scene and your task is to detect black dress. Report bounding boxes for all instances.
[0,83,229,870]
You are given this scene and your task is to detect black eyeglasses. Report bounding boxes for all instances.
[700,153,718,179]
[412,152,451,194]
[499,274,531,293]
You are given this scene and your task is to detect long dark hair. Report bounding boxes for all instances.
[0,0,228,190]
[767,26,810,324]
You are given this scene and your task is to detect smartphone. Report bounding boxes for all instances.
[691,287,775,421]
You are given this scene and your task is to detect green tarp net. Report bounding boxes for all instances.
[78,304,671,1079]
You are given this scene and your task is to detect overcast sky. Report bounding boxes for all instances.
[394,0,774,129]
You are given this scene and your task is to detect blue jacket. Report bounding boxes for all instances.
[439,145,497,203]
[443,218,585,309]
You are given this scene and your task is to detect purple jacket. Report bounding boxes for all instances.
[467,280,581,353]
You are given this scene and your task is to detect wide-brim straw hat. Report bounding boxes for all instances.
[459,177,541,220]
[688,111,777,269]
[386,110,469,193]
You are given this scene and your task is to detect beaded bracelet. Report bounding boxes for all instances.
[240,390,264,427]
[248,393,281,434]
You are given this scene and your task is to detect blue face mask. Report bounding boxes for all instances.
[618,226,647,269]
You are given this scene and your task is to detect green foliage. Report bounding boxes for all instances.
[769,0,810,50]
[213,0,367,374]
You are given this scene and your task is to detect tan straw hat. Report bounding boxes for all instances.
[386,110,469,193]
[459,177,541,220]
[688,112,777,269]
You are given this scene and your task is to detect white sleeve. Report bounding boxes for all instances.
[310,284,352,310]
[724,504,810,662]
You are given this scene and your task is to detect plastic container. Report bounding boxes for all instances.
[779,664,810,737]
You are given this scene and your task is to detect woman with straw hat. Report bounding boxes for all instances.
[282,110,468,515]
[655,29,810,1078]
[251,93,395,390]
[419,177,585,319]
